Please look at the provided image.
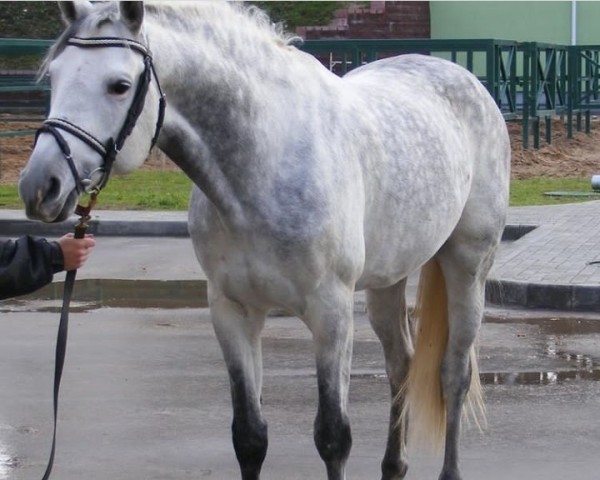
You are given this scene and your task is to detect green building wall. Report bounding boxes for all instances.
[430,1,600,46]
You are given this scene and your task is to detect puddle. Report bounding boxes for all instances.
[3,284,600,389]
[480,369,600,386]
[483,315,600,385]
[350,369,600,386]
[0,279,208,312]
[486,314,600,335]
[0,449,19,479]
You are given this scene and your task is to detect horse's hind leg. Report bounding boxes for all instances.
[304,282,355,480]
[436,235,498,480]
[366,279,413,480]
[210,292,268,480]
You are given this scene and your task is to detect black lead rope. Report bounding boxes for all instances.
[33,35,166,479]
[41,198,95,480]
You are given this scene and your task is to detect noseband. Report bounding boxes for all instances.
[35,36,166,195]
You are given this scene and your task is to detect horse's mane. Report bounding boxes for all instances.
[39,1,300,79]
[145,2,298,44]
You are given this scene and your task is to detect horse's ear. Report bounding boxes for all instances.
[119,1,145,34]
[58,1,93,25]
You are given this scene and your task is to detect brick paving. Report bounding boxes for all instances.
[488,200,600,311]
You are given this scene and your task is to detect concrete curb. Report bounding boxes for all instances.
[1,217,530,239]
[0,217,189,237]
[486,279,600,312]
[1,215,597,313]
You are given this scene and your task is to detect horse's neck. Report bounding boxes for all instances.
[147,10,326,223]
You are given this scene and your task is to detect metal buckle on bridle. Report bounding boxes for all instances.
[80,167,107,196]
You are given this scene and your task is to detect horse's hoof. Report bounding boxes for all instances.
[381,460,408,479]
[438,470,462,480]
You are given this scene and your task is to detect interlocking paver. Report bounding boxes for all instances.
[489,201,600,310]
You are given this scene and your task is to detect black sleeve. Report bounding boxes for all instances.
[0,236,64,300]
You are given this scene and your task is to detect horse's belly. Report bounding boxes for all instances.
[357,237,442,290]
[357,186,467,290]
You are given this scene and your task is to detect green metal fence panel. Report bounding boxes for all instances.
[567,45,600,139]
[520,42,569,148]
[302,39,600,150]
[4,38,600,149]
[0,38,52,118]
[302,39,520,128]
[0,38,53,56]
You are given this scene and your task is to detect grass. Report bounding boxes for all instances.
[509,177,600,206]
[0,171,193,210]
[0,173,598,210]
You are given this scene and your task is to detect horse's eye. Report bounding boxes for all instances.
[109,80,131,95]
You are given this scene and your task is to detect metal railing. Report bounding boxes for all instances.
[302,38,520,120]
[520,42,569,148]
[302,39,600,149]
[0,38,53,122]
[3,38,600,149]
[567,45,600,139]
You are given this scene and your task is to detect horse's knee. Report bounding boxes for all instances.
[314,409,352,464]
[232,416,268,479]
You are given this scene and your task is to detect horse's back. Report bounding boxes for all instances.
[344,54,510,288]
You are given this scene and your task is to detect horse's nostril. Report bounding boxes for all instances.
[45,177,61,202]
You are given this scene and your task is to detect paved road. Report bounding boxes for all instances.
[1,201,600,479]
[1,303,600,480]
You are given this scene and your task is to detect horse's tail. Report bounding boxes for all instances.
[400,258,485,451]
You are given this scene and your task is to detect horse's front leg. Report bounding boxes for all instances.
[210,293,268,480]
[304,285,355,480]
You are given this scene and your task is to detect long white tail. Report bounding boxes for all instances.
[399,258,485,451]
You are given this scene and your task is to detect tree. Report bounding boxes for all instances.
[0,2,62,39]
[0,2,348,39]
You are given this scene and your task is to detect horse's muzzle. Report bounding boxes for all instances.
[18,167,78,223]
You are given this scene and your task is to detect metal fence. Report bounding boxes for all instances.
[0,38,51,124]
[302,39,600,149]
[3,38,600,149]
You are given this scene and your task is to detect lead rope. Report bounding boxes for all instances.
[41,194,97,480]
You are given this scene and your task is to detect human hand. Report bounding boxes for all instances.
[57,233,96,271]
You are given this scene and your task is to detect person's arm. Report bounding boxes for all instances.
[0,235,63,300]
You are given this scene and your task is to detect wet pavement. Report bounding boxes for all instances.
[1,304,600,480]
[1,203,600,479]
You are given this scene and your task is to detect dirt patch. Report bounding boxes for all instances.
[509,118,600,180]
[2,115,600,185]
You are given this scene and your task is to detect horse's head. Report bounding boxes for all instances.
[19,0,164,222]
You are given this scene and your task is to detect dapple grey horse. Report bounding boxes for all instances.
[18,2,510,479]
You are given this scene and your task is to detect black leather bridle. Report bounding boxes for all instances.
[35,36,166,195]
